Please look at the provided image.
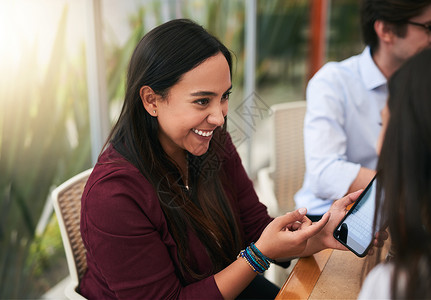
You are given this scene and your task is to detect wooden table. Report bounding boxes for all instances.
[275,249,366,299]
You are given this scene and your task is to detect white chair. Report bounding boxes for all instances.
[51,169,93,300]
[258,101,307,216]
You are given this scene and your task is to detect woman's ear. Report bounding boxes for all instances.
[140,86,159,117]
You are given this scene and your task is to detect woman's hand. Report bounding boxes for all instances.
[290,190,363,257]
[255,190,389,261]
[320,190,388,251]
[298,190,389,257]
[254,208,330,260]
[367,230,389,255]
[317,189,363,250]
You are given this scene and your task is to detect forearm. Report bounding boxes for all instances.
[346,167,376,195]
[268,235,327,260]
[297,236,327,258]
[214,208,339,298]
[214,256,257,300]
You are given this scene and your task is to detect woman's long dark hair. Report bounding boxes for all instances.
[104,19,242,281]
[375,49,431,299]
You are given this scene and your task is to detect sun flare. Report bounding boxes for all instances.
[0,0,83,77]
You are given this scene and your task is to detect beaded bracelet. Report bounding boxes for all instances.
[246,247,268,270]
[238,250,264,273]
[237,243,274,274]
[250,242,275,264]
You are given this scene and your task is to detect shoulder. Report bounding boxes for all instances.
[358,263,394,299]
[86,146,154,201]
[306,51,368,111]
[82,146,163,234]
[309,52,362,88]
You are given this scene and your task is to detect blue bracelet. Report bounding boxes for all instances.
[237,243,274,274]
[238,250,264,274]
[250,242,275,263]
[245,247,266,273]
[246,246,269,269]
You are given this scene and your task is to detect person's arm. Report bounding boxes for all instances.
[215,208,330,299]
[346,167,376,195]
[304,65,363,201]
[214,257,257,300]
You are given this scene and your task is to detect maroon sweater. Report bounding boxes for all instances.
[80,137,272,299]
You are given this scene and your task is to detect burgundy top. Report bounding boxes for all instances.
[80,136,272,299]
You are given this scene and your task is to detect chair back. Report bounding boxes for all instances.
[51,169,92,298]
[270,101,306,213]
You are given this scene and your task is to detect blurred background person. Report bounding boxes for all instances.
[295,0,431,221]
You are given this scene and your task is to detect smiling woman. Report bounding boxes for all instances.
[79,18,368,300]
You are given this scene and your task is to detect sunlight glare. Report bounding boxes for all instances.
[0,0,76,76]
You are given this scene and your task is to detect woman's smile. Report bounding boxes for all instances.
[192,128,214,137]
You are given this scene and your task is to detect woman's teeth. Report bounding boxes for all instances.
[192,128,213,137]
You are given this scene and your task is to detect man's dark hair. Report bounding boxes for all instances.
[361,0,431,53]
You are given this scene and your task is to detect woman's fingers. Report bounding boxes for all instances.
[292,211,330,240]
[286,213,312,231]
[373,230,389,247]
[273,208,308,231]
[376,230,389,241]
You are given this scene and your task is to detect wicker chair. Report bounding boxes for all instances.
[51,169,93,300]
[257,101,307,287]
[257,101,307,216]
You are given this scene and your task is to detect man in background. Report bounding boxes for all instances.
[295,0,431,221]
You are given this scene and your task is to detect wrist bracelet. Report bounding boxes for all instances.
[250,242,275,263]
[246,246,268,270]
[237,243,274,274]
[238,250,264,274]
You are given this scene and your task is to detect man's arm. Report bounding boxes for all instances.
[346,167,376,195]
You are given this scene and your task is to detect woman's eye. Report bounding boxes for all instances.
[195,98,210,105]
[222,92,231,101]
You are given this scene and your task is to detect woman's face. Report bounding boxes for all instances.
[156,52,231,160]
[377,103,390,155]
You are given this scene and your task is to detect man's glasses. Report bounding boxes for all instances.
[407,21,431,34]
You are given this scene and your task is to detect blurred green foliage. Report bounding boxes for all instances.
[0,6,92,298]
[27,215,67,292]
[327,0,363,60]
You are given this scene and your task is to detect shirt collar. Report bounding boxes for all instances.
[359,46,387,90]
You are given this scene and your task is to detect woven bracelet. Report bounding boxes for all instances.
[246,246,269,270]
[238,250,265,274]
[250,242,275,264]
[237,243,274,274]
[238,249,265,274]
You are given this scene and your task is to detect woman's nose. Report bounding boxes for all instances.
[207,103,227,126]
